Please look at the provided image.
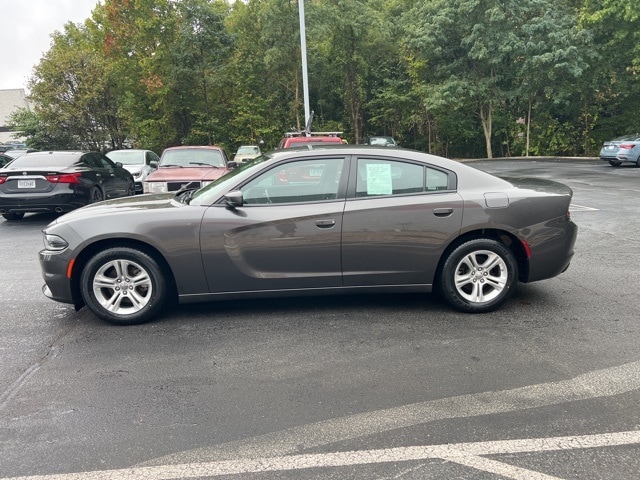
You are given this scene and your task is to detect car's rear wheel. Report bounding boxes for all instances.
[90,186,104,203]
[609,159,622,167]
[2,212,25,221]
[80,247,167,325]
[439,239,517,313]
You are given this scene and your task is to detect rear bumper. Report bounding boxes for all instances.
[522,216,578,283]
[0,192,87,214]
[599,154,639,165]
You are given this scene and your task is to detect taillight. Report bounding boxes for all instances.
[46,173,82,184]
[0,177,6,185]
[619,143,635,149]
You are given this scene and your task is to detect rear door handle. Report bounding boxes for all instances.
[433,208,453,217]
[315,219,336,228]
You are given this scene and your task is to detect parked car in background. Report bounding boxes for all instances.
[599,134,640,167]
[39,146,577,325]
[364,136,398,147]
[0,151,134,220]
[0,153,13,168]
[106,149,159,193]
[233,145,262,163]
[143,146,233,194]
[277,131,344,149]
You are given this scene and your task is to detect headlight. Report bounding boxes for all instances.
[144,182,168,194]
[132,171,142,178]
[43,234,69,251]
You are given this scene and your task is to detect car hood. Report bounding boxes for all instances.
[235,154,258,162]
[47,193,181,225]
[145,166,230,182]
[122,164,144,174]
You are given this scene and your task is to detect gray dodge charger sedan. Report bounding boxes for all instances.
[39,147,577,325]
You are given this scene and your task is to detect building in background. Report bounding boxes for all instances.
[0,89,29,144]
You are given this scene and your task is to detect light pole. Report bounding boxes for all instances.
[298,0,311,135]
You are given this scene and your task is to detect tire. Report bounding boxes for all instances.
[609,159,622,167]
[80,247,167,325]
[127,180,135,196]
[439,239,518,313]
[90,186,104,204]
[2,212,25,221]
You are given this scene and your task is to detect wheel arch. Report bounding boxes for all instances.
[69,238,178,307]
[434,229,529,288]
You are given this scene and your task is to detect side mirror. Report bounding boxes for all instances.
[227,161,239,169]
[150,160,159,168]
[115,161,123,168]
[224,190,243,208]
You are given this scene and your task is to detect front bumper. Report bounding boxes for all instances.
[39,248,78,305]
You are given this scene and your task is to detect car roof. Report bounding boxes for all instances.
[264,145,459,167]
[107,149,151,153]
[22,150,85,157]
[612,134,640,141]
[163,145,223,151]
[286,136,342,143]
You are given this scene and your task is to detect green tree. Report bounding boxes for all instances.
[28,19,121,150]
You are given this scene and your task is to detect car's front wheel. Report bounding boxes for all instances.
[80,247,167,325]
[439,239,517,313]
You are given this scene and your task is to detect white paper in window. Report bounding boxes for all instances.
[366,163,392,195]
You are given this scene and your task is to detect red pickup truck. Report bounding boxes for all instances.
[277,131,344,149]
[143,145,233,194]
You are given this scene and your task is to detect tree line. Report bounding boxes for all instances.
[9,0,640,159]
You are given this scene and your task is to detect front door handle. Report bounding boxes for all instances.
[433,208,453,217]
[315,219,336,228]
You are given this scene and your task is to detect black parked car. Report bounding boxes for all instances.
[0,151,134,220]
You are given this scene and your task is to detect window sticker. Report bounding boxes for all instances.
[366,163,392,195]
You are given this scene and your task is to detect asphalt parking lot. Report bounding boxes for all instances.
[1,157,639,479]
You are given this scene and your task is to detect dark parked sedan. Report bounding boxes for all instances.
[0,151,134,220]
[39,147,577,325]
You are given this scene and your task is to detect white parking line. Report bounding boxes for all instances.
[569,203,598,211]
[144,360,640,465]
[3,430,640,480]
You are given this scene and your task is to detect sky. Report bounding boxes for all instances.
[0,0,101,91]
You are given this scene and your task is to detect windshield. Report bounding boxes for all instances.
[189,155,271,205]
[6,153,77,168]
[161,148,225,167]
[106,150,144,165]
[369,137,396,146]
[237,146,260,155]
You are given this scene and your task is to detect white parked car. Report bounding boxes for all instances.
[106,149,159,194]
[233,145,262,163]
